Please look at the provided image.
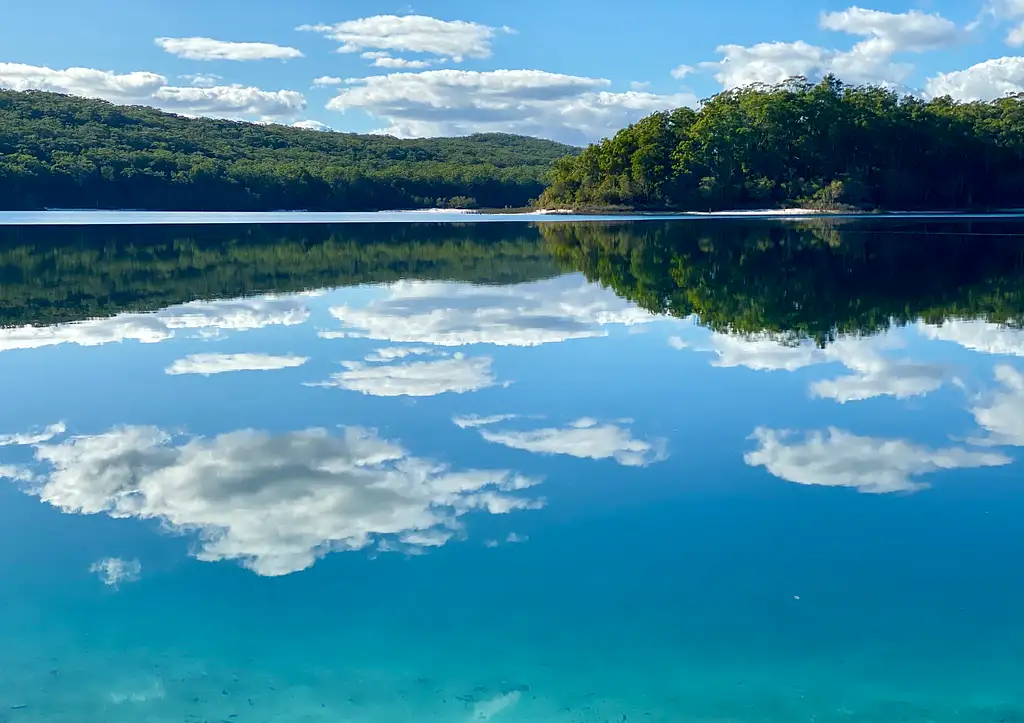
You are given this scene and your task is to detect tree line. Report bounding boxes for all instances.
[539,76,1024,211]
[0,90,575,211]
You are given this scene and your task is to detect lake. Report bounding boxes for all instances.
[0,216,1022,722]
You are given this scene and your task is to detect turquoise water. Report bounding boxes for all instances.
[1,219,1023,721]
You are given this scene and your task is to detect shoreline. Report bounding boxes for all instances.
[2,208,1024,226]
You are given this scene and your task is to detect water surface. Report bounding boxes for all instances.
[1,218,1023,722]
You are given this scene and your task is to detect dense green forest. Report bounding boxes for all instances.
[4,220,1024,339]
[541,219,1024,341]
[0,90,575,211]
[539,76,1024,211]
[0,223,559,325]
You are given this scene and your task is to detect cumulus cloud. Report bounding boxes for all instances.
[745,427,1011,494]
[683,331,948,403]
[969,365,1024,446]
[308,352,497,397]
[698,7,960,89]
[180,73,222,88]
[370,56,433,69]
[918,320,1024,356]
[292,119,332,131]
[925,56,1024,100]
[298,15,507,62]
[470,416,668,467]
[325,69,695,144]
[819,7,962,53]
[8,425,541,576]
[0,62,305,121]
[155,37,303,61]
[166,353,309,376]
[90,557,142,587]
[313,75,343,86]
[0,295,309,354]
[363,347,433,363]
[0,422,67,447]
[324,276,655,347]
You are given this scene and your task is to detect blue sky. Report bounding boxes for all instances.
[2,0,1023,142]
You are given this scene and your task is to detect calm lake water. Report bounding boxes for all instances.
[1,217,1022,722]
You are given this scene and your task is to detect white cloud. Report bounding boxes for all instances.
[363,347,433,362]
[0,295,309,353]
[308,352,497,397]
[155,37,304,61]
[180,73,222,88]
[0,62,306,121]
[969,365,1024,446]
[630,80,652,90]
[299,15,506,62]
[925,56,1024,100]
[698,7,960,90]
[90,557,142,587]
[0,422,66,447]
[313,75,344,86]
[745,427,1011,494]
[670,65,694,79]
[324,276,656,347]
[453,414,522,429]
[700,39,908,88]
[1008,23,1024,46]
[371,56,433,69]
[325,69,696,144]
[12,425,541,576]
[918,320,1024,356]
[819,7,961,53]
[474,417,668,467]
[292,119,332,131]
[166,353,309,376]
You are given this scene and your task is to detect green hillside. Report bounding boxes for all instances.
[0,90,576,211]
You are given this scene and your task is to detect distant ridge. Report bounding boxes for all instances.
[0,89,577,211]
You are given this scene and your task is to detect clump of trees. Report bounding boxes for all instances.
[0,90,577,211]
[539,76,1024,211]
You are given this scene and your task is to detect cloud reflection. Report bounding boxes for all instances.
[1,424,542,576]
[0,296,308,353]
[463,416,668,467]
[745,426,1011,494]
[324,276,654,347]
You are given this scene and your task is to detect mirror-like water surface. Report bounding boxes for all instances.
[1,218,1023,722]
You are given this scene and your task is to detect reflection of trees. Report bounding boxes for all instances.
[0,223,559,326]
[541,220,1024,344]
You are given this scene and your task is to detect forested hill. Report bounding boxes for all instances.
[539,76,1024,212]
[0,90,576,211]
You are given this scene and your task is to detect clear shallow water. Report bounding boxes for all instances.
[0,219,1023,722]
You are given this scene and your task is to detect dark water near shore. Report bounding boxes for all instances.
[1,217,1023,722]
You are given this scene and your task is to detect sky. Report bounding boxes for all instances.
[3,0,1024,144]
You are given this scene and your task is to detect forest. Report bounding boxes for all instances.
[0,90,574,211]
[539,76,1024,211]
